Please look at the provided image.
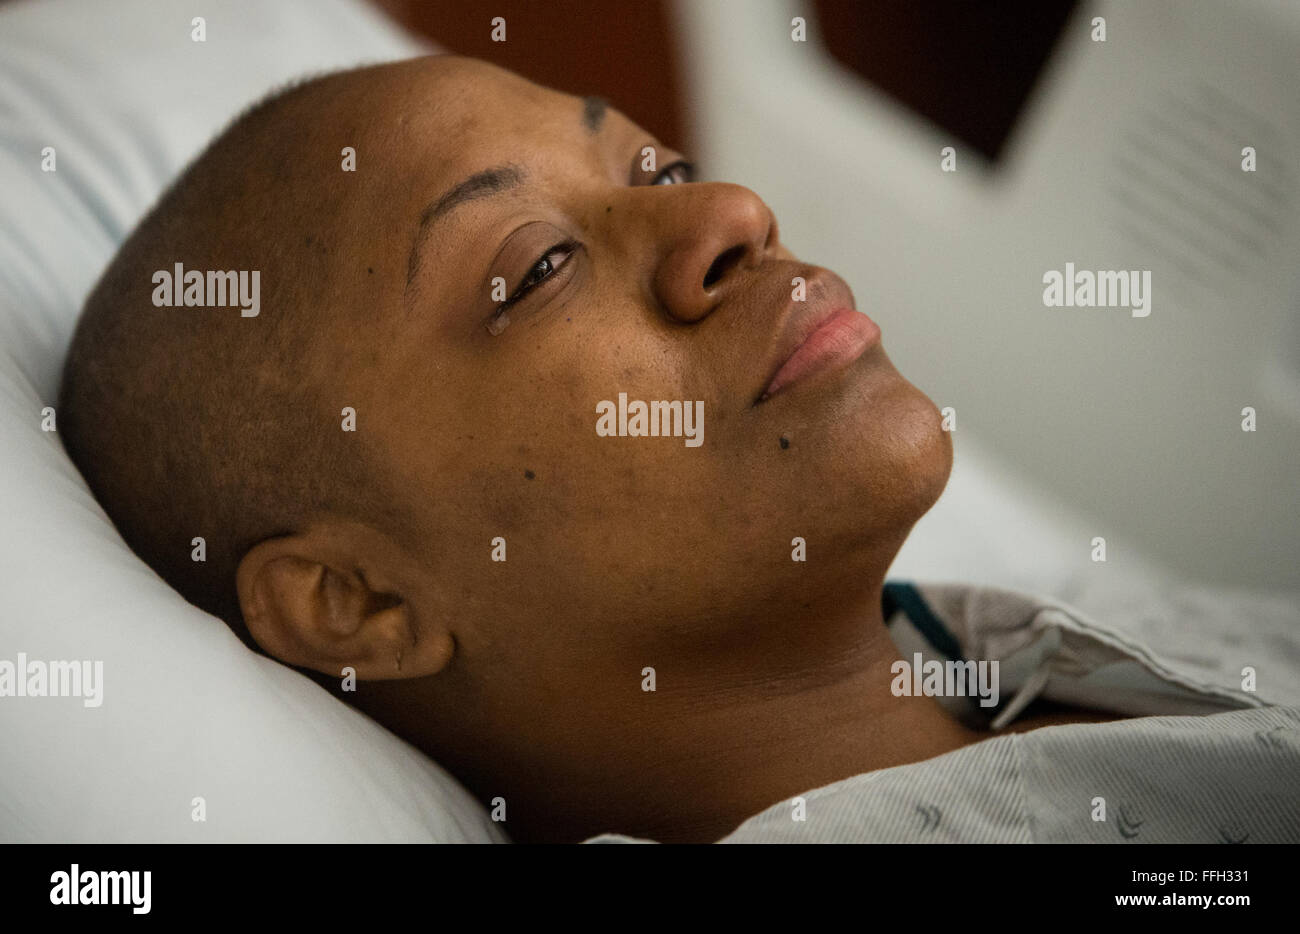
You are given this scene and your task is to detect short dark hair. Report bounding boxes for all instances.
[58,67,413,649]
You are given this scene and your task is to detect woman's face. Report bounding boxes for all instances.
[313,55,951,669]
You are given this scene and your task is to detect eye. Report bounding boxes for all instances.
[651,160,696,185]
[493,241,578,317]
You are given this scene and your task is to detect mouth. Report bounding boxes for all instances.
[756,271,881,403]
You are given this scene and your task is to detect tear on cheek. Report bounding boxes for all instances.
[486,311,511,336]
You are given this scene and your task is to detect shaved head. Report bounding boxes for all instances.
[58,66,416,646]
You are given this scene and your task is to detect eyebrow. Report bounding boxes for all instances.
[406,164,527,289]
[582,95,607,134]
[420,164,527,235]
[405,96,608,295]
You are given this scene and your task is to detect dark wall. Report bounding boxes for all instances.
[813,0,1078,161]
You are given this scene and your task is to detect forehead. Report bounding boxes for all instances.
[346,56,648,256]
[379,56,632,172]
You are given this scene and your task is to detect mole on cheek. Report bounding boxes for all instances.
[524,469,536,480]
[779,436,790,450]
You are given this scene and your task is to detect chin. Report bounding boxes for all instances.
[839,360,953,534]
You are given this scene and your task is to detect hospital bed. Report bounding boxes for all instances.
[0,0,1293,842]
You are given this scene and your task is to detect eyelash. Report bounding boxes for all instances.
[494,241,580,318]
[492,159,697,319]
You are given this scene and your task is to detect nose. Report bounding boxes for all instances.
[651,183,778,324]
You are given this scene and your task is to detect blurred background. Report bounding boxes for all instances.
[373,0,1300,589]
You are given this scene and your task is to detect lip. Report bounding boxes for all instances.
[757,273,880,402]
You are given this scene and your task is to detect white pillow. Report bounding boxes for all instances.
[0,0,506,843]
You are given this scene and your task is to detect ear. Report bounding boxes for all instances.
[234,523,453,681]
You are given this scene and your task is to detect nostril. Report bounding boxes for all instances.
[703,245,747,289]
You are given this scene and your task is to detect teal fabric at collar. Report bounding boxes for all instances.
[882,580,962,659]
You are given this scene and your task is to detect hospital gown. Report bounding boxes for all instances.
[583,579,1300,843]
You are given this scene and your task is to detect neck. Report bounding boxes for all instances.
[360,580,989,843]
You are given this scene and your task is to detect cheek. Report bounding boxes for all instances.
[447,315,701,501]
[426,335,733,617]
